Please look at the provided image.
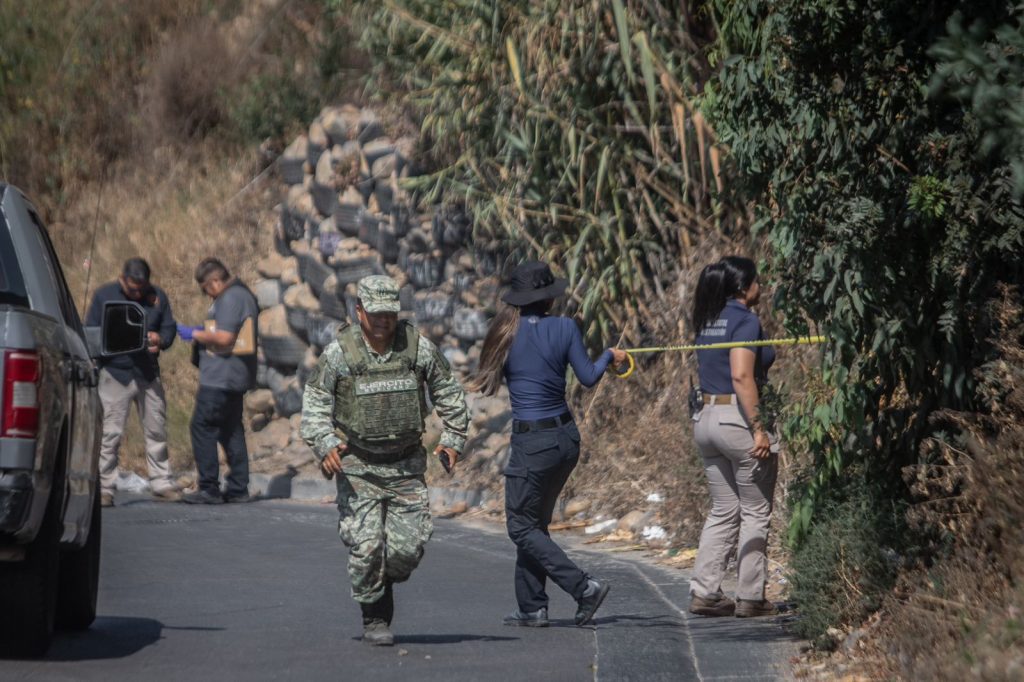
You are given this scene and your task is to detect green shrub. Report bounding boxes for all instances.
[789,476,906,648]
[228,70,322,143]
[704,0,1024,546]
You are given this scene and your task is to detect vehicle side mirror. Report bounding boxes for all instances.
[84,302,147,358]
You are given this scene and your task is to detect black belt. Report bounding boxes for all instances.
[512,411,574,433]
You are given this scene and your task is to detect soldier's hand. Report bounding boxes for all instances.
[435,446,459,473]
[321,446,345,477]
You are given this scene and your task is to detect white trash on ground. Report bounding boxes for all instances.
[642,525,668,541]
[115,471,150,493]
[646,492,664,503]
[584,519,618,535]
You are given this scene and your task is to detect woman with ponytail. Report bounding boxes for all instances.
[469,260,627,628]
[688,256,779,619]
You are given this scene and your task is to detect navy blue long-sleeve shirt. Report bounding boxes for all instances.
[503,315,613,421]
[85,281,176,384]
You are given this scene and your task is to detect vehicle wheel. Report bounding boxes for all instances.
[0,450,66,657]
[271,379,303,418]
[261,334,310,370]
[56,476,101,631]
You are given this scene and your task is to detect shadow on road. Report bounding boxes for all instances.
[685,615,800,644]
[44,616,223,662]
[357,634,520,645]
[589,613,683,628]
[263,466,300,500]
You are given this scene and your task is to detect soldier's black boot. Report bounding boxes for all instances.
[361,588,395,646]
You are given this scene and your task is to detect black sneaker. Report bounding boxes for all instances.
[503,607,549,627]
[223,492,254,503]
[688,593,736,617]
[574,578,610,625]
[181,489,225,505]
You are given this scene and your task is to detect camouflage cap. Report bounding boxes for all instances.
[357,275,401,313]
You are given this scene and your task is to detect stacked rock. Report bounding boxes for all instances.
[245,105,511,484]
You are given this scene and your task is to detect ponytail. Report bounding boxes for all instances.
[467,303,521,395]
[692,256,758,337]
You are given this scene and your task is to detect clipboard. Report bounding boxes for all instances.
[203,317,256,356]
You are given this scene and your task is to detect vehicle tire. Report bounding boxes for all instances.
[413,291,455,324]
[358,212,381,249]
[271,380,303,418]
[432,208,471,251]
[306,315,344,349]
[264,365,290,395]
[280,206,305,242]
[406,252,445,289]
[55,475,100,631]
[317,292,350,322]
[0,441,66,658]
[285,305,310,342]
[332,257,383,287]
[377,226,400,265]
[336,204,363,237]
[297,255,333,298]
[451,306,491,342]
[311,182,339,217]
[261,334,309,370]
[374,180,394,215]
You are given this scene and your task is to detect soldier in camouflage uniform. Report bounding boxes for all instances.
[300,275,469,646]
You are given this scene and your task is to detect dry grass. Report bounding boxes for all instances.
[143,23,237,143]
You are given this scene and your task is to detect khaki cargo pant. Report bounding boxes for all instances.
[335,450,433,604]
[690,400,778,601]
[98,369,175,495]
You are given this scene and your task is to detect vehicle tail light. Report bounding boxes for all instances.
[2,350,41,439]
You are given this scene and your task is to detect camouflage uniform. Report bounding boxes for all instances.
[300,276,468,606]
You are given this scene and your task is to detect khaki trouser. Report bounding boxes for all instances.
[98,368,174,495]
[690,399,778,601]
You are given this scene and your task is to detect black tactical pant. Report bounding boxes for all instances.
[504,420,588,612]
[190,386,249,497]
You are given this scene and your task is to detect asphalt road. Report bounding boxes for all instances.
[3,497,797,681]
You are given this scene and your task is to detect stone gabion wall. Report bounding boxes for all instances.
[244,105,512,493]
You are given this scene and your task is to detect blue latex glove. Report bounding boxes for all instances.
[176,324,203,342]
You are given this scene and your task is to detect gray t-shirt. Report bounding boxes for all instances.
[199,281,259,392]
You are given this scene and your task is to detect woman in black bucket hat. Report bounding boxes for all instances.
[468,260,628,628]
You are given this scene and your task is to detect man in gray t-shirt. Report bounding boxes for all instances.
[178,257,260,504]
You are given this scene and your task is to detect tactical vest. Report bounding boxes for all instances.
[333,321,426,454]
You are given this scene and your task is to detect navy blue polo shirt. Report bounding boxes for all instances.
[85,281,176,384]
[695,299,775,395]
[504,315,613,421]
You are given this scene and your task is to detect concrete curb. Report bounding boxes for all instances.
[249,473,336,501]
[249,473,493,509]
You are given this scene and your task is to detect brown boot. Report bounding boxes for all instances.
[688,593,736,617]
[735,599,778,618]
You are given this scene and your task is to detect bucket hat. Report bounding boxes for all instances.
[501,261,568,306]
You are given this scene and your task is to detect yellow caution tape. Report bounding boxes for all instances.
[611,336,826,379]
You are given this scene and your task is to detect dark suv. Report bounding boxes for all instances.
[0,183,145,656]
